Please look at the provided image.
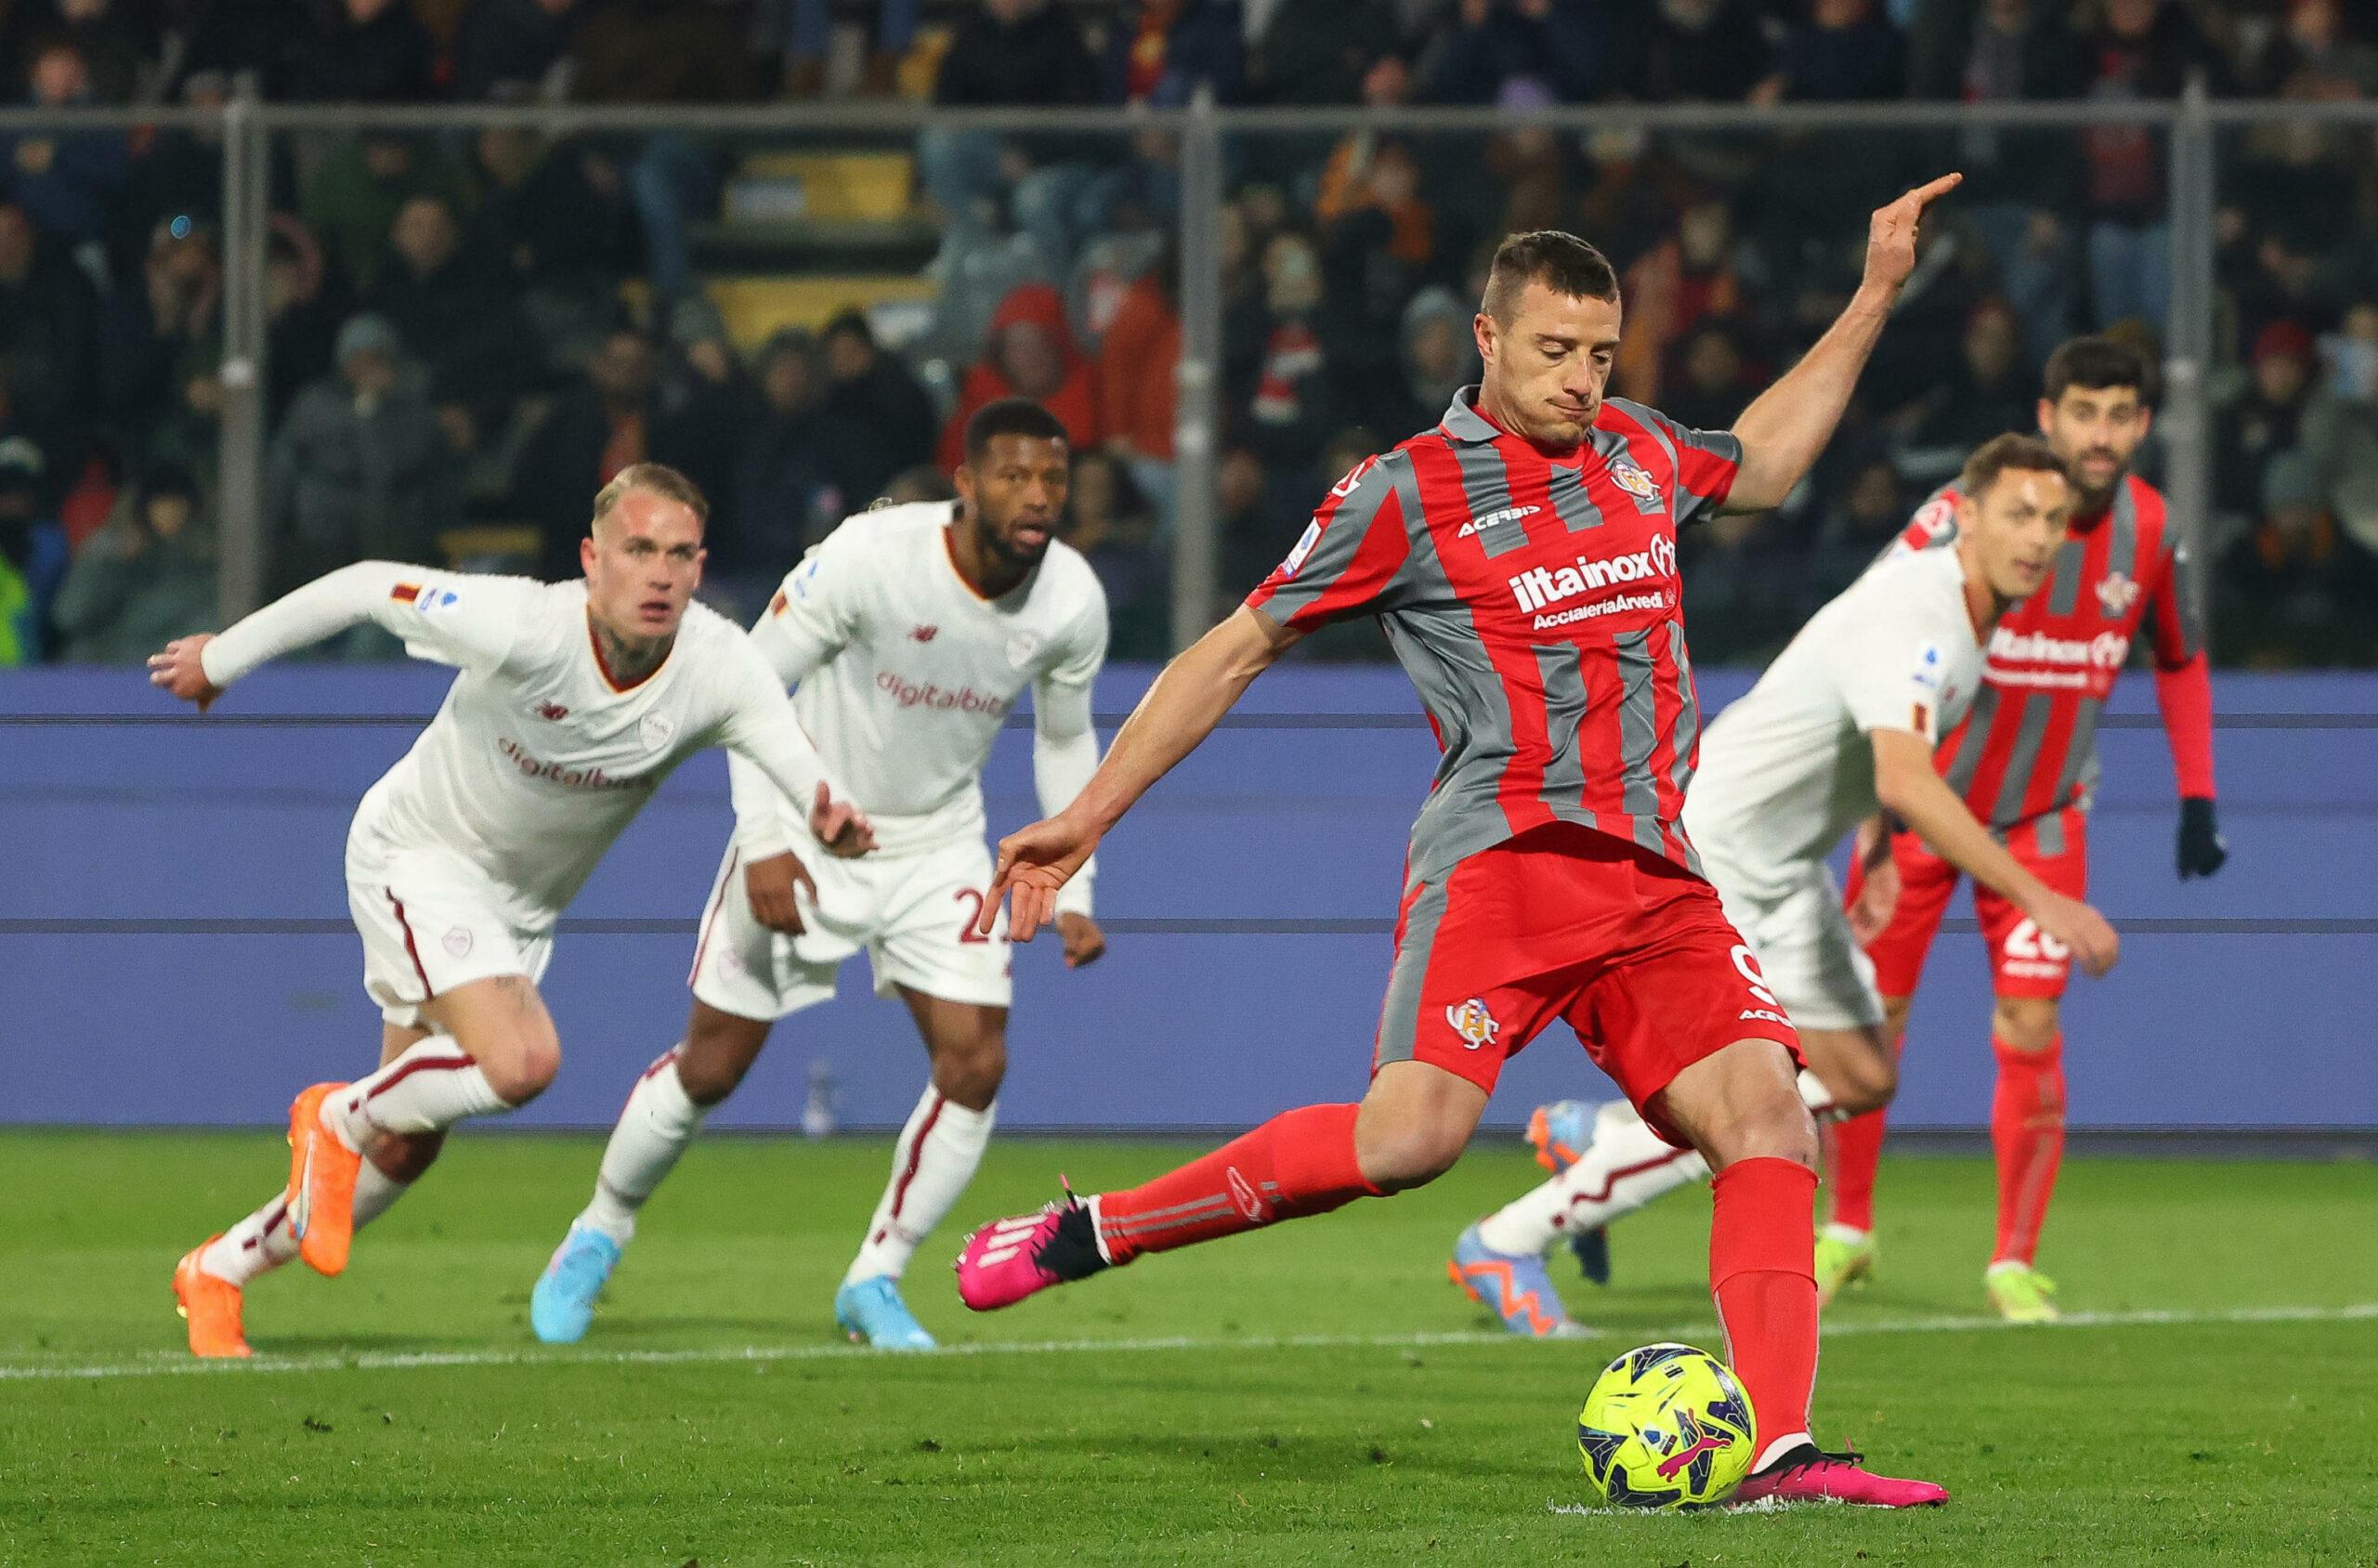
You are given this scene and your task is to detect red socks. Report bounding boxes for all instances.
[1990,1035,2066,1266]
[1710,1156,1819,1458]
[1823,1106,1888,1235]
[1096,1103,1381,1265]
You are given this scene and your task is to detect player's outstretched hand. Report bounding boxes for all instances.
[1055,911,1107,970]
[807,782,875,858]
[2032,892,2119,978]
[985,811,1101,945]
[744,851,815,934]
[1863,172,1963,295]
[147,634,221,711]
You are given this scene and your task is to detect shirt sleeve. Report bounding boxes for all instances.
[1628,404,1742,529]
[1883,486,1964,563]
[1032,595,1110,918]
[1834,592,1957,744]
[2148,532,2216,798]
[716,634,848,853]
[201,562,528,686]
[756,523,869,673]
[1243,452,1415,630]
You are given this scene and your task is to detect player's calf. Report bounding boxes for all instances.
[674,1003,774,1106]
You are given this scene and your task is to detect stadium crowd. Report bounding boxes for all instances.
[1,0,2375,666]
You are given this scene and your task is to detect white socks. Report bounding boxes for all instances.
[200,1161,414,1287]
[330,1037,510,1147]
[1475,1070,1850,1258]
[577,1048,706,1246]
[844,1089,996,1285]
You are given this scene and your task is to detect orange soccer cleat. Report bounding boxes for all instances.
[172,1240,252,1358]
[285,1082,361,1277]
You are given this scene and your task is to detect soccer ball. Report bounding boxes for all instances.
[1575,1342,1757,1509]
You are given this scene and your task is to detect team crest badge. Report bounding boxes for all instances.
[1608,457,1665,514]
[638,711,676,752]
[2096,571,2141,619]
[442,927,473,960]
[1444,998,1500,1051]
[1005,631,1043,670]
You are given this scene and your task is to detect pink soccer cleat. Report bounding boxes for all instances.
[954,1185,1108,1311]
[1729,1445,1948,1509]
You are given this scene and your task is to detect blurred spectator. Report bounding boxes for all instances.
[2227,115,2360,341]
[653,294,747,535]
[2216,320,2318,523]
[1681,512,1797,661]
[0,2,149,105]
[1419,0,1602,105]
[1916,0,2084,368]
[731,326,832,567]
[1245,0,1402,106]
[268,313,453,595]
[365,193,545,462]
[2078,0,2221,333]
[1480,81,1577,237]
[1604,0,1773,103]
[1217,440,1292,591]
[1660,320,1758,434]
[752,0,920,98]
[919,0,1098,250]
[0,200,100,456]
[939,281,1100,472]
[2215,447,2378,666]
[301,131,473,295]
[50,459,216,663]
[101,214,222,476]
[1800,451,1907,604]
[173,0,294,94]
[1616,192,1748,403]
[2245,0,2378,98]
[0,434,65,663]
[2306,301,2378,560]
[462,126,629,372]
[1757,0,1906,103]
[1094,254,1181,520]
[512,324,680,575]
[816,309,935,510]
[1360,284,1475,439]
[1893,297,2035,486]
[1065,447,1167,658]
[292,0,438,104]
[0,38,128,249]
[1238,230,1337,470]
[1100,0,1242,108]
[453,0,586,102]
[264,218,342,424]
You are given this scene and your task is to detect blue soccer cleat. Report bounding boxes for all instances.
[529,1223,621,1345]
[1447,1222,1588,1339]
[1524,1100,1595,1174]
[835,1275,937,1351]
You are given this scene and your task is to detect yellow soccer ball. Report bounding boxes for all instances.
[1575,1342,1757,1509]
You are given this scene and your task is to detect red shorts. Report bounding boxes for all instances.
[1847,807,2091,1000]
[1374,823,1801,1142]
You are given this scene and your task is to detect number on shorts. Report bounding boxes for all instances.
[1731,945,1781,1009]
[954,888,990,945]
[2004,919,2071,962]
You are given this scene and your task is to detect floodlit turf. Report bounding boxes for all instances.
[2,1131,2373,1566]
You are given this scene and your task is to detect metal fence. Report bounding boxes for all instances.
[11,90,2378,657]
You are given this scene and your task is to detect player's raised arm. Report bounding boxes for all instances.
[1723,174,1963,515]
[718,634,873,859]
[986,604,1299,943]
[722,555,847,865]
[148,560,522,708]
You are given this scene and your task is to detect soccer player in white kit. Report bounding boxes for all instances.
[1446,435,2124,1338]
[529,400,1111,1351]
[156,464,875,1358]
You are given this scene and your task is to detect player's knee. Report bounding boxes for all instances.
[1827,1050,1900,1117]
[1992,998,2060,1054]
[368,1130,444,1183]
[480,1033,561,1105]
[674,1042,756,1106]
[1354,1117,1467,1192]
[1704,1094,1820,1169]
[932,1032,1006,1111]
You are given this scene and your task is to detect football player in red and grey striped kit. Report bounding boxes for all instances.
[954,176,1966,1509]
[1824,335,2224,1322]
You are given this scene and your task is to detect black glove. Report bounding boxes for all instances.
[2176,796,2228,880]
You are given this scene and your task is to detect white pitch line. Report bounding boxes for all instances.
[3,1301,2371,1384]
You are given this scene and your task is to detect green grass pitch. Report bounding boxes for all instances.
[3,1130,2373,1566]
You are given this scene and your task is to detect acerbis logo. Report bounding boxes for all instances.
[1457,503,1540,539]
[1507,534,1678,615]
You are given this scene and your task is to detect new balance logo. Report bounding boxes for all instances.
[1508,535,1679,613]
[974,1214,1046,1268]
[910,624,939,643]
[536,701,569,721]
[1457,503,1539,539]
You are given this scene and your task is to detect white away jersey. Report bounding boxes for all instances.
[738,502,1108,857]
[203,566,837,930]
[1683,545,1984,894]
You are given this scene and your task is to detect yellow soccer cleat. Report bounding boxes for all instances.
[1814,1223,1877,1307]
[172,1240,252,1359]
[1986,1261,2060,1324]
[286,1082,361,1277]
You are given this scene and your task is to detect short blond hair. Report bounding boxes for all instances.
[591,462,709,536]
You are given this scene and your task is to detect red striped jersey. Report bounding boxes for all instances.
[1888,472,2202,842]
[1246,388,1740,883]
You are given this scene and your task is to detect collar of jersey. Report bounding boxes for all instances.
[1439,386,1502,445]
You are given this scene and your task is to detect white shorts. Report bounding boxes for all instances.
[1703,856,1884,1034]
[346,837,554,1028]
[687,834,1013,1022]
